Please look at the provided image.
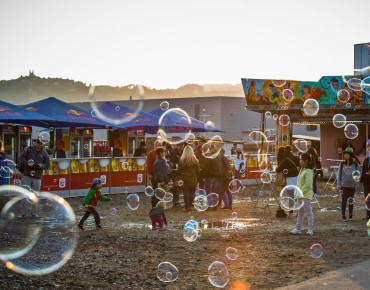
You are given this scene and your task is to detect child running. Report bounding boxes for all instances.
[149,201,167,231]
[78,178,111,230]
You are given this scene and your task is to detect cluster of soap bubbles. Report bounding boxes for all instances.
[0,186,77,275]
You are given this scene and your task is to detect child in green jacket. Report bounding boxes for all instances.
[78,178,111,230]
[291,153,314,236]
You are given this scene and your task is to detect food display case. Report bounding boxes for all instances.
[39,157,146,197]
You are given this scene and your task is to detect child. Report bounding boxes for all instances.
[78,178,111,230]
[149,201,167,231]
[337,147,359,221]
[291,152,314,235]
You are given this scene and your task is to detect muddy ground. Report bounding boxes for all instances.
[1,181,370,290]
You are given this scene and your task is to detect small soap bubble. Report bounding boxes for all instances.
[157,262,179,282]
[231,212,237,220]
[310,244,323,259]
[226,247,238,260]
[110,208,117,215]
[265,111,272,119]
[144,186,154,197]
[160,101,169,111]
[126,194,140,210]
[228,179,242,193]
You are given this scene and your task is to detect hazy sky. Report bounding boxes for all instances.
[0,0,369,89]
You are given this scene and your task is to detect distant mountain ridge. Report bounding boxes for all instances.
[0,72,244,105]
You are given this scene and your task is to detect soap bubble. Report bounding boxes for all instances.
[347,78,362,91]
[292,138,308,154]
[114,106,120,111]
[337,89,351,103]
[177,180,184,186]
[160,101,169,111]
[158,108,192,145]
[195,188,207,197]
[206,193,219,208]
[332,114,346,128]
[278,115,290,126]
[365,193,370,211]
[348,197,355,205]
[208,261,230,288]
[232,212,237,220]
[163,192,173,203]
[265,111,272,119]
[303,99,319,116]
[226,247,238,260]
[157,261,179,282]
[346,103,352,108]
[271,80,286,87]
[2,190,77,275]
[28,159,35,167]
[260,171,272,183]
[144,186,154,197]
[344,124,359,139]
[283,169,288,175]
[352,170,361,182]
[279,185,304,210]
[184,132,195,144]
[126,194,140,210]
[154,188,166,200]
[264,129,272,138]
[110,208,117,215]
[228,179,242,193]
[282,89,294,102]
[202,135,223,159]
[273,114,278,120]
[193,195,209,212]
[310,244,323,259]
[37,132,50,144]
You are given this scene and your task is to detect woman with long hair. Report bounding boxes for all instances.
[291,152,315,235]
[276,146,285,165]
[178,145,200,212]
[337,147,359,221]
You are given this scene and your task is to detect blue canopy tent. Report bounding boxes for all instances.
[148,107,223,133]
[95,102,160,134]
[0,99,54,127]
[22,97,110,128]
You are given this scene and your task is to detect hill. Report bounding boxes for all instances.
[0,72,244,105]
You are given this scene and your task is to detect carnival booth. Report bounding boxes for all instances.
[241,72,370,171]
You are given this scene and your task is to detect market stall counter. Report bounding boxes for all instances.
[18,157,147,197]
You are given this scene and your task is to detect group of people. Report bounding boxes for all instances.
[274,141,370,236]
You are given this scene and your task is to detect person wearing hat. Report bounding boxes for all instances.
[78,178,112,230]
[337,147,359,221]
[133,140,147,157]
[17,138,50,218]
[360,140,370,221]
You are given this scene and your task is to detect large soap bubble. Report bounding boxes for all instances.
[208,261,230,288]
[2,191,77,275]
[157,261,179,283]
[279,185,304,211]
[127,193,140,210]
[337,89,351,103]
[347,78,362,91]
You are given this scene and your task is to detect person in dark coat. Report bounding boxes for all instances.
[152,147,171,207]
[178,145,200,212]
[170,143,184,207]
[219,148,233,210]
[133,140,147,157]
[359,140,370,221]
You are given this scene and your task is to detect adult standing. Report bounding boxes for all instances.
[230,148,245,179]
[178,145,200,212]
[337,147,359,221]
[133,140,147,157]
[306,147,322,195]
[276,145,300,186]
[18,139,50,218]
[170,143,184,207]
[194,137,207,189]
[359,140,370,221]
[219,148,233,210]
[146,140,162,188]
[230,143,238,155]
[202,145,222,199]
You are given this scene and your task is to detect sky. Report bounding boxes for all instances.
[0,0,369,89]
